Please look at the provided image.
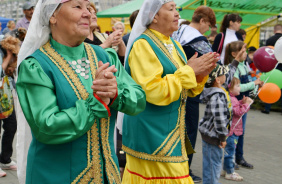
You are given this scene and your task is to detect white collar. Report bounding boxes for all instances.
[174,25,202,46]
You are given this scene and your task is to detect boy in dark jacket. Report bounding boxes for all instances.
[199,61,238,184]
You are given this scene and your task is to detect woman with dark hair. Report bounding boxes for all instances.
[212,13,243,64]
[173,5,218,182]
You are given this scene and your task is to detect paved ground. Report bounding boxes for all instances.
[1,104,282,184]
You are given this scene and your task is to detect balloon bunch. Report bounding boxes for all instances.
[253,42,282,104]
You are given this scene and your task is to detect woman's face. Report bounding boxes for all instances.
[229,21,241,31]
[114,24,124,33]
[154,1,179,35]
[199,19,211,34]
[89,7,98,30]
[51,0,91,39]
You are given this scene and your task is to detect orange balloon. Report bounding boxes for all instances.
[267,45,274,49]
[258,83,281,103]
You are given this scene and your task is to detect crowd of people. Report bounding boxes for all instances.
[0,0,281,184]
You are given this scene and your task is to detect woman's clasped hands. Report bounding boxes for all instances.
[92,61,118,105]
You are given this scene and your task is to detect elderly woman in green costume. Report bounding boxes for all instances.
[15,0,146,184]
[121,0,218,183]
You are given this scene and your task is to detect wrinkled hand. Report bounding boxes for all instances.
[103,30,123,48]
[92,61,118,105]
[187,52,219,77]
[235,44,247,62]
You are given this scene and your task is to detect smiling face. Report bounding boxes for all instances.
[151,1,179,36]
[50,0,91,42]
[114,23,124,33]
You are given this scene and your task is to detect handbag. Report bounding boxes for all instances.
[0,71,13,119]
[217,32,225,55]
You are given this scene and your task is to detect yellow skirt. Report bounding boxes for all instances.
[122,154,194,184]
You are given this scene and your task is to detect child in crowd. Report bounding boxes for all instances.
[245,46,258,81]
[224,41,263,169]
[222,78,253,181]
[199,42,246,184]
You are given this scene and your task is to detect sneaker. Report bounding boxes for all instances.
[235,163,240,170]
[225,172,243,181]
[0,161,17,171]
[236,159,254,169]
[190,170,202,183]
[261,110,270,114]
[0,168,6,177]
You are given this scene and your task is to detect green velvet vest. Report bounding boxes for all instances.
[123,30,194,163]
[26,42,121,184]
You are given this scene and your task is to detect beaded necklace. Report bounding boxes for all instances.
[67,57,91,80]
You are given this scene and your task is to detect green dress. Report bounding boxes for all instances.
[16,37,146,184]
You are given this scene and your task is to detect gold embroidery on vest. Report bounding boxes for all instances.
[41,41,108,183]
[42,42,89,100]
[158,128,180,156]
[122,145,188,162]
[167,137,181,156]
[152,125,179,155]
[40,47,82,100]
[125,30,192,162]
[101,118,122,184]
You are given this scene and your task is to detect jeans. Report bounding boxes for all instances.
[235,113,247,161]
[223,134,239,174]
[264,103,272,112]
[185,99,200,167]
[0,109,17,164]
[202,140,223,184]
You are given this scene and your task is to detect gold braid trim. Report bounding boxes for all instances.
[168,137,181,156]
[179,92,189,157]
[144,30,180,69]
[39,47,81,100]
[152,125,179,155]
[84,43,98,80]
[41,41,105,183]
[41,42,89,100]
[136,30,192,160]
[101,118,122,184]
[122,145,188,163]
[157,128,180,156]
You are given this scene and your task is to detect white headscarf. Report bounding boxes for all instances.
[124,0,173,62]
[16,1,90,183]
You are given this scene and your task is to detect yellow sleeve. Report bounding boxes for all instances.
[175,41,209,97]
[128,39,197,106]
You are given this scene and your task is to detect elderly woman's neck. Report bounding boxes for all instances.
[148,24,171,37]
[52,34,85,47]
